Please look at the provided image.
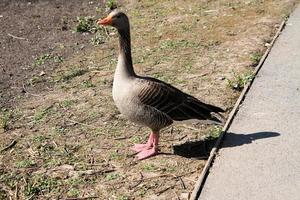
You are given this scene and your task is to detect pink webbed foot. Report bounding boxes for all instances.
[131,143,152,153]
[131,132,159,160]
[136,147,158,160]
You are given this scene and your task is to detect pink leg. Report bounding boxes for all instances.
[131,132,159,160]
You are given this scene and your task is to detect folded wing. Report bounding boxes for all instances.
[137,77,224,122]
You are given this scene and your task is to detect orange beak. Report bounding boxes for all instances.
[97,16,112,26]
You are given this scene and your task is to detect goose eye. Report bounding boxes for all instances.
[116,15,121,19]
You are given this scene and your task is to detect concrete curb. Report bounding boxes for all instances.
[190,20,286,200]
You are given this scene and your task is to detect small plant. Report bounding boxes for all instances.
[60,100,76,108]
[24,175,60,197]
[33,54,64,66]
[118,196,129,200]
[53,55,64,63]
[130,135,142,143]
[207,126,222,140]
[106,0,118,10]
[33,107,52,124]
[32,135,48,143]
[106,173,119,181]
[75,16,98,33]
[250,52,262,66]
[44,159,61,167]
[226,70,255,91]
[81,80,96,88]
[110,152,120,160]
[282,12,290,21]
[66,178,84,186]
[67,188,81,197]
[142,163,157,172]
[34,54,52,66]
[139,188,147,197]
[60,69,88,81]
[90,33,106,45]
[16,160,36,168]
[52,126,66,135]
[1,110,12,130]
[160,39,199,50]
[27,75,43,86]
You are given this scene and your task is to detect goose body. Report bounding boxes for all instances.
[98,10,224,159]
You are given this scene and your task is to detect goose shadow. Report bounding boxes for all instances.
[172,131,280,159]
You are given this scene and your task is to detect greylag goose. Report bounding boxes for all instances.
[97,10,224,160]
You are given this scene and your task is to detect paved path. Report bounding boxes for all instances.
[199,5,300,200]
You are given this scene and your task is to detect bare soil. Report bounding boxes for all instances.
[0,0,298,199]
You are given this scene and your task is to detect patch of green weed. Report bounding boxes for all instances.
[226,70,255,91]
[75,16,99,33]
[67,188,81,197]
[81,80,96,88]
[32,135,48,143]
[130,135,142,144]
[60,100,76,108]
[118,196,129,200]
[66,178,85,186]
[51,126,66,135]
[53,55,64,63]
[1,110,12,130]
[24,175,60,197]
[57,69,88,82]
[27,75,44,86]
[138,187,147,197]
[90,33,106,45]
[207,126,222,140]
[33,107,52,123]
[44,159,62,167]
[160,39,199,50]
[142,163,157,172]
[106,0,118,10]
[16,160,36,168]
[110,152,121,160]
[250,52,262,66]
[106,173,119,181]
[33,54,64,67]
[34,54,52,66]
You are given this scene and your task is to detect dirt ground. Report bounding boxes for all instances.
[0,0,298,199]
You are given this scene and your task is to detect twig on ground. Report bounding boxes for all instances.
[129,172,144,189]
[156,184,176,196]
[0,140,17,152]
[178,176,186,189]
[173,190,180,200]
[7,33,26,40]
[15,183,18,200]
[113,136,128,140]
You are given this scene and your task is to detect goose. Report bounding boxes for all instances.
[97,10,224,160]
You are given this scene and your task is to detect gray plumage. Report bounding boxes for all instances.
[102,10,224,133]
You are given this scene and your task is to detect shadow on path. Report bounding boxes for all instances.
[173,131,280,159]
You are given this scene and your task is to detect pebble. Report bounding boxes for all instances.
[180,192,190,199]
[40,71,46,76]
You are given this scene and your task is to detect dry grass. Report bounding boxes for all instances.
[0,0,298,199]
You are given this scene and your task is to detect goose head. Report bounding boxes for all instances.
[97,10,129,31]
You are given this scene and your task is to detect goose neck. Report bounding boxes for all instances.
[116,28,135,77]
